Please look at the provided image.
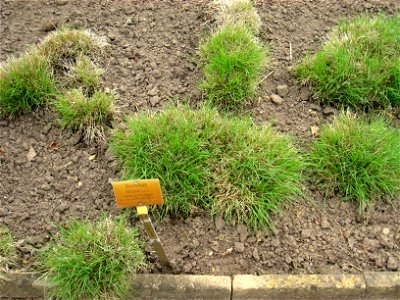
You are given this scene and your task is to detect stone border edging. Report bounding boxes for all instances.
[0,272,399,299]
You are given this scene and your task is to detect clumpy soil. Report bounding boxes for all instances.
[1,0,400,277]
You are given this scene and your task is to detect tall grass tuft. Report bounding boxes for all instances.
[309,111,400,210]
[110,106,303,230]
[295,15,400,110]
[40,215,145,300]
[0,54,56,116]
[199,25,267,110]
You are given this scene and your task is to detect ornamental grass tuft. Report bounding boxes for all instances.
[40,215,145,300]
[110,106,303,230]
[295,15,400,110]
[199,25,267,110]
[309,111,400,210]
[0,54,56,116]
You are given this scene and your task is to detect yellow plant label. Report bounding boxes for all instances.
[112,179,163,208]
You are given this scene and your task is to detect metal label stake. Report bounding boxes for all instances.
[136,206,169,267]
[111,179,170,267]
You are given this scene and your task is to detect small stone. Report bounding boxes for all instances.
[71,19,84,28]
[41,20,57,32]
[191,239,200,248]
[309,103,321,111]
[270,94,284,105]
[301,229,312,238]
[125,17,134,26]
[237,224,248,242]
[322,107,335,116]
[310,126,320,137]
[182,262,193,273]
[55,0,68,5]
[252,248,260,261]
[150,96,161,106]
[285,255,292,264]
[0,120,8,126]
[276,84,288,97]
[41,183,51,191]
[26,146,37,162]
[26,235,44,245]
[299,87,311,101]
[272,70,282,80]
[107,32,117,41]
[0,208,6,217]
[215,216,225,231]
[147,87,158,97]
[387,256,398,271]
[45,175,54,183]
[320,216,330,229]
[57,203,69,212]
[382,227,390,235]
[374,257,384,268]
[234,242,245,253]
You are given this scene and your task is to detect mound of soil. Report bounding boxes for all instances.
[1,0,399,276]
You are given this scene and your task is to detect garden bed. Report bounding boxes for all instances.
[1,0,399,283]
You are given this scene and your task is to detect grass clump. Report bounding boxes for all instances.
[37,26,106,70]
[0,227,17,271]
[40,215,145,300]
[0,54,56,116]
[214,0,261,34]
[295,15,400,110]
[199,25,267,110]
[309,111,400,210]
[53,89,115,143]
[110,106,302,230]
[36,27,107,91]
[68,55,103,92]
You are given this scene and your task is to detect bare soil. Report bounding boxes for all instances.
[1,0,399,278]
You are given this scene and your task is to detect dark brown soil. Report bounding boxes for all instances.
[1,0,399,279]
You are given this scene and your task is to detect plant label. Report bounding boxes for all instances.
[112,179,163,208]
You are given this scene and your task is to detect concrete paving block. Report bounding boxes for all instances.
[128,274,232,300]
[0,272,42,298]
[364,272,400,299]
[233,274,366,300]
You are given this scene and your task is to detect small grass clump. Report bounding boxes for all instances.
[295,15,400,110]
[37,26,106,70]
[110,106,302,230]
[215,0,261,34]
[0,227,17,271]
[54,89,115,143]
[309,111,400,210]
[68,55,103,92]
[0,54,56,116]
[40,215,145,300]
[199,25,267,110]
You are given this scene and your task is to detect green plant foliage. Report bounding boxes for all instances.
[0,227,16,271]
[199,25,267,110]
[295,15,400,110]
[309,112,400,210]
[110,106,303,230]
[53,89,115,143]
[40,215,145,300]
[0,54,56,116]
